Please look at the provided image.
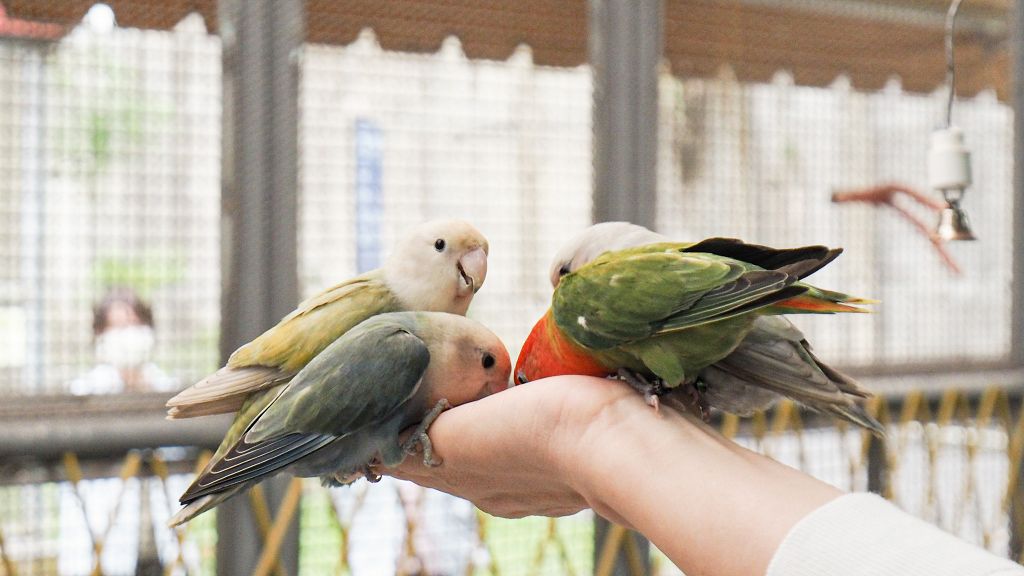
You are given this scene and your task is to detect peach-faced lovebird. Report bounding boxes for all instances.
[169,311,511,526]
[166,219,488,419]
[516,222,882,434]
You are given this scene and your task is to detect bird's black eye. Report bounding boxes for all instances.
[516,371,528,384]
[482,353,496,369]
[558,264,570,277]
[434,238,446,252]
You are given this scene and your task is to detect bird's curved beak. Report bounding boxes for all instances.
[457,246,488,296]
[476,372,513,399]
[487,378,512,396]
[487,351,513,396]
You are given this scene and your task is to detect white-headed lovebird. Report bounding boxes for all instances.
[167,219,489,419]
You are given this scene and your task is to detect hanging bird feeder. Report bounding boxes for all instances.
[930,0,976,241]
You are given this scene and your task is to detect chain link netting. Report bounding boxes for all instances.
[0,0,1016,574]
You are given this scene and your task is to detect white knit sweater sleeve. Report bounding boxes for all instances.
[766,493,1024,576]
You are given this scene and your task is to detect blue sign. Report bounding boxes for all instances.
[355,119,383,273]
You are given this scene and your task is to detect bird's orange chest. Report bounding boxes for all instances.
[527,312,611,379]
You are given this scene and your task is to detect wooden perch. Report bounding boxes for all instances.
[832,183,962,275]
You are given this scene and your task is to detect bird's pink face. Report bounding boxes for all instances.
[481,345,513,397]
[427,335,512,407]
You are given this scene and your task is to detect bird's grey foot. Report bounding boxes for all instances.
[322,466,370,487]
[321,474,345,488]
[363,465,382,483]
[616,369,669,411]
[678,381,710,422]
[401,398,452,467]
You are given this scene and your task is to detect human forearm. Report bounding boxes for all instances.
[390,376,1024,576]
[564,391,841,576]
[389,376,841,575]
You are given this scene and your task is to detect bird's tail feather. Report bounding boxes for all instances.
[770,291,874,315]
[168,484,246,527]
[821,402,886,438]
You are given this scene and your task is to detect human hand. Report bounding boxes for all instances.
[387,375,641,523]
[386,374,842,576]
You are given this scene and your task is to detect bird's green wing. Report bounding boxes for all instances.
[553,247,803,350]
[228,270,403,372]
[680,238,841,280]
[167,273,402,417]
[256,317,431,438]
[608,238,839,279]
[180,316,430,502]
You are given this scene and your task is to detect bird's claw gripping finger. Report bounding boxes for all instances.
[401,398,452,467]
[646,392,660,412]
[679,382,710,422]
[363,465,382,483]
[617,369,668,412]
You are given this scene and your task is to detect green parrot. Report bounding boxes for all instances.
[166,219,488,419]
[515,222,882,434]
[169,311,511,526]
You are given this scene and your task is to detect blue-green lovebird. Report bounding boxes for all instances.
[170,311,511,525]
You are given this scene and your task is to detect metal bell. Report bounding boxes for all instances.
[936,201,976,241]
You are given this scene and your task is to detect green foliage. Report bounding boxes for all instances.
[86,111,113,168]
[297,485,595,576]
[49,41,171,176]
[185,507,218,575]
[484,513,594,575]
[92,252,186,296]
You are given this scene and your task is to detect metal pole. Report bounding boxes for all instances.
[1012,0,1024,369]
[590,0,662,229]
[866,436,889,496]
[589,0,662,573]
[20,44,47,394]
[1009,0,1024,559]
[217,0,303,574]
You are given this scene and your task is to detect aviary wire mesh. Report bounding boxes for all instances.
[0,6,220,576]
[0,10,221,397]
[296,28,593,576]
[656,72,1014,370]
[0,0,1018,575]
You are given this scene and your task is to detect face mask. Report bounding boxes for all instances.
[95,325,155,369]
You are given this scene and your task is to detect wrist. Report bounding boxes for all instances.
[554,383,819,574]
[557,385,695,523]
[559,393,634,519]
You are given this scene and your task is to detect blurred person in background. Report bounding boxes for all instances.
[60,287,183,576]
[70,287,177,395]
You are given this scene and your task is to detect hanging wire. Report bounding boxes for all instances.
[944,0,964,128]
[941,0,968,208]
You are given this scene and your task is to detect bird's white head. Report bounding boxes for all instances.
[548,221,666,287]
[384,219,489,316]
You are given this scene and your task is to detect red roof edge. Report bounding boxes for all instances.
[0,3,66,41]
